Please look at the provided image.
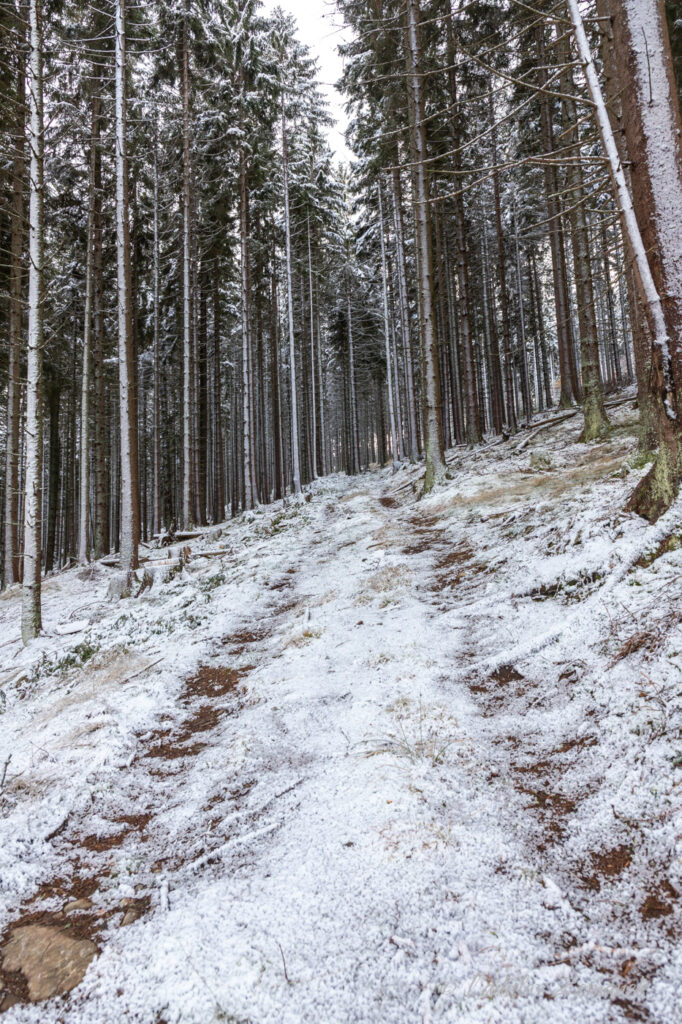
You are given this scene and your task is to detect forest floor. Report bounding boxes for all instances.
[0,398,681,1023]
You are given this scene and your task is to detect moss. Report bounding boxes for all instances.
[628,438,681,522]
[628,449,656,471]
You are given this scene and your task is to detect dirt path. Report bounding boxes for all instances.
[1,430,679,1022]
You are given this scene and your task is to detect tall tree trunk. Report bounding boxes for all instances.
[213,265,225,520]
[446,4,481,443]
[78,97,98,562]
[21,0,44,642]
[379,182,399,470]
[181,13,193,527]
[490,95,517,432]
[559,36,610,440]
[3,1,25,589]
[536,22,579,408]
[596,0,658,447]
[115,0,139,574]
[306,217,318,479]
[569,0,682,518]
[152,135,162,536]
[391,166,419,460]
[282,102,301,495]
[91,68,107,558]
[346,279,360,475]
[405,0,445,492]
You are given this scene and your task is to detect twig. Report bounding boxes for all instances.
[278,941,291,984]
[0,755,11,793]
[119,657,164,686]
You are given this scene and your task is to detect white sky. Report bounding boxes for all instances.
[262,0,353,162]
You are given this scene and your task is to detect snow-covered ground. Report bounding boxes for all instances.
[1,400,680,1023]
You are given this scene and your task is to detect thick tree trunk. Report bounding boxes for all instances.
[596,0,659,448]
[569,0,682,518]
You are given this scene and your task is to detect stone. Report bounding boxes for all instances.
[530,449,552,471]
[119,898,146,927]
[107,572,133,601]
[63,898,93,913]
[1,924,97,1002]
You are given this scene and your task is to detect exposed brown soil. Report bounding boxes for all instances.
[640,881,678,920]
[490,665,524,685]
[379,496,399,508]
[1,660,250,1011]
[221,626,270,655]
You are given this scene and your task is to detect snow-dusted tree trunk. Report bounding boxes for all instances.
[21,0,44,643]
[240,150,256,509]
[513,207,532,423]
[346,280,360,475]
[558,37,609,441]
[78,108,97,563]
[405,0,445,492]
[307,218,318,479]
[568,0,682,518]
[181,14,193,527]
[282,104,301,495]
[378,183,399,471]
[391,167,419,461]
[3,3,25,590]
[115,0,139,573]
[152,135,161,536]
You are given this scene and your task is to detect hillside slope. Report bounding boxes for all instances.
[0,399,680,1023]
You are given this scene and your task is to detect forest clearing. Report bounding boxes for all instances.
[2,0,682,1019]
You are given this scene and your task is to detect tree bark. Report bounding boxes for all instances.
[3,1,25,589]
[115,0,139,573]
[569,0,682,518]
[405,0,445,491]
[21,0,44,642]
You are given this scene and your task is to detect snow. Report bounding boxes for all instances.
[1,400,681,1022]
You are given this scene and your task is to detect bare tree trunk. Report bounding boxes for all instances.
[490,96,517,432]
[306,217,318,479]
[115,0,139,574]
[4,3,25,589]
[282,102,301,494]
[596,0,658,447]
[569,0,682,518]
[559,36,610,440]
[346,279,360,475]
[181,13,193,527]
[21,0,44,642]
[391,166,419,460]
[213,266,225,520]
[379,182,399,470]
[536,22,579,408]
[78,96,98,563]
[513,207,533,423]
[152,134,162,535]
[406,0,445,492]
